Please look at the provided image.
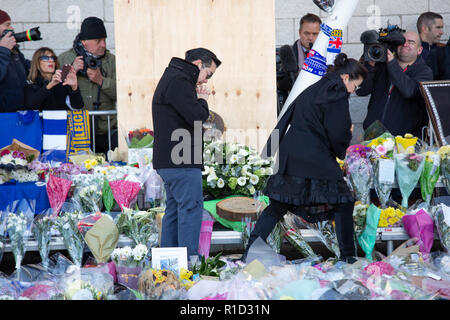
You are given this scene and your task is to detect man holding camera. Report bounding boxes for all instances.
[417,12,449,80]
[357,31,433,138]
[0,10,30,112]
[58,17,117,154]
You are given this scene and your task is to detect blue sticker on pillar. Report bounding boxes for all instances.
[328,29,343,53]
[302,50,328,76]
[321,23,333,37]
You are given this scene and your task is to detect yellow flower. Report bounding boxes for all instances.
[437,146,450,159]
[180,268,193,281]
[395,134,418,154]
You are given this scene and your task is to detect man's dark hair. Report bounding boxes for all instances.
[185,48,222,67]
[299,13,322,30]
[327,53,368,80]
[417,12,443,33]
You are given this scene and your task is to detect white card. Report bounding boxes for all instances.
[378,159,395,184]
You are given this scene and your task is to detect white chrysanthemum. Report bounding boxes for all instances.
[229,154,238,164]
[217,178,225,188]
[202,165,210,176]
[13,158,27,166]
[265,167,274,175]
[238,148,249,157]
[241,165,251,176]
[249,174,259,185]
[383,138,395,151]
[207,173,218,182]
[0,154,13,164]
[237,176,247,186]
[132,244,148,261]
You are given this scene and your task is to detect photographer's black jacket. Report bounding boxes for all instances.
[152,57,209,170]
[357,57,433,138]
[0,46,30,112]
[24,75,84,111]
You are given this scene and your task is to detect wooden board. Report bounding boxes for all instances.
[216,197,266,222]
[113,0,277,160]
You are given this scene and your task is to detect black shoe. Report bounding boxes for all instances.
[339,256,357,264]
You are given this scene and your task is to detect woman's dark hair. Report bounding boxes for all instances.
[185,47,222,68]
[327,53,368,80]
[28,47,60,82]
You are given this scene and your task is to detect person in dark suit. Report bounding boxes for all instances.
[242,53,368,264]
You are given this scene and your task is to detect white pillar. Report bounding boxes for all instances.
[277,0,360,121]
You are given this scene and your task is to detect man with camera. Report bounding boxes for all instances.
[58,17,117,154]
[0,10,31,112]
[276,13,322,113]
[417,12,449,80]
[357,31,433,138]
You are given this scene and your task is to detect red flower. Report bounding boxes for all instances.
[1,149,10,156]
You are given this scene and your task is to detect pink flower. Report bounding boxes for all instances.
[12,151,26,159]
[375,144,387,155]
[1,149,10,156]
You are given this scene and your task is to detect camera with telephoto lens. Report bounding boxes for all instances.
[360,24,406,62]
[1,27,42,42]
[73,39,102,75]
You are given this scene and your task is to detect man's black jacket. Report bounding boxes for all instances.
[357,57,433,138]
[152,57,209,170]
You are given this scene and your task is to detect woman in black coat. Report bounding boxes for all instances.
[24,47,83,111]
[243,53,368,263]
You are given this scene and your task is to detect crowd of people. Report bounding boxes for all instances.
[0,10,117,154]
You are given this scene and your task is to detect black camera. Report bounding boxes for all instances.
[361,24,405,62]
[84,55,102,70]
[73,39,102,74]
[1,27,42,43]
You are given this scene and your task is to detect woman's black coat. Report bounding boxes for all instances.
[264,72,352,181]
[24,74,84,111]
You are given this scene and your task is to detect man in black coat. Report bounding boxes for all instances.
[152,48,221,258]
[0,10,30,112]
[357,31,434,138]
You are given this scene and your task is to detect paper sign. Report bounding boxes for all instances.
[151,247,188,277]
[378,159,395,184]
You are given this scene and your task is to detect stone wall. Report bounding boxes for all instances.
[1,0,448,142]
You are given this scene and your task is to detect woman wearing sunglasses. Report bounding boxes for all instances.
[24,47,83,110]
[241,53,368,264]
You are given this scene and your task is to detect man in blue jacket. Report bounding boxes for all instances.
[0,10,30,112]
[357,31,433,138]
[152,48,221,258]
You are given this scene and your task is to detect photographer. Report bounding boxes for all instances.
[0,10,30,112]
[357,31,433,138]
[58,16,117,154]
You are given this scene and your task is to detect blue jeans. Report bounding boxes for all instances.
[157,168,203,257]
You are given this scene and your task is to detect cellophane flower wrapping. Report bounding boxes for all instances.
[437,146,450,195]
[126,128,154,149]
[281,213,319,260]
[353,201,368,237]
[344,145,373,205]
[72,174,103,213]
[241,216,255,250]
[111,244,148,290]
[45,175,72,217]
[419,152,440,206]
[32,210,54,269]
[115,208,158,247]
[357,204,381,261]
[0,211,7,265]
[77,211,103,235]
[102,178,115,213]
[198,210,214,258]
[267,221,284,254]
[54,211,84,267]
[6,199,35,272]
[59,267,114,300]
[402,208,434,256]
[202,140,274,199]
[109,180,142,211]
[432,204,450,253]
[394,152,425,208]
[301,218,340,258]
[373,158,395,208]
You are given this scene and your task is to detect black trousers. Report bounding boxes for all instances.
[245,199,356,258]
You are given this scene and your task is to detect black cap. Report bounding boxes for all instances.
[79,17,107,40]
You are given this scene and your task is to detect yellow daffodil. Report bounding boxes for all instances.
[437,146,450,159]
[395,134,417,154]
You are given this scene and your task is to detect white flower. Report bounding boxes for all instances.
[207,173,218,183]
[237,176,247,186]
[132,244,148,261]
[217,178,225,188]
[249,174,259,185]
[265,167,274,175]
[247,185,256,195]
[238,149,249,157]
[241,165,251,176]
[383,138,395,151]
[0,154,13,164]
[202,165,210,176]
[229,154,238,164]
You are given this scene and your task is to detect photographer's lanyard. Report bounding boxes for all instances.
[382,66,408,122]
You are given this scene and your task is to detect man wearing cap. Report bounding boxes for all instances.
[0,10,30,112]
[59,16,117,154]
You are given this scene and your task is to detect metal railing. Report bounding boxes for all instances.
[39,109,117,153]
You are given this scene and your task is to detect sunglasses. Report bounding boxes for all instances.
[39,55,57,62]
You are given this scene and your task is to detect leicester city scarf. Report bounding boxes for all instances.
[66,109,91,158]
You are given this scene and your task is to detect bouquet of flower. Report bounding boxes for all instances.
[437,145,450,196]
[395,133,418,154]
[202,140,274,199]
[365,133,396,159]
[431,204,450,254]
[357,204,381,261]
[102,178,115,213]
[267,222,284,254]
[72,174,103,213]
[0,149,29,167]
[344,144,374,205]
[241,216,256,250]
[402,208,434,256]
[46,174,72,217]
[54,211,84,266]
[32,212,54,269]
[111,244,148,290]
[10,169,40,183]
[0,211,6,265]
[353,201,368,237]
[115,208,158,247]
[281,213,318,259]
[378,206,405,228]
[126,128,154,149]
[419,151,440,206]
[109,180,142,211]
[394,153,425,208]
[198,211,214,258]
[302,218,340,257]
